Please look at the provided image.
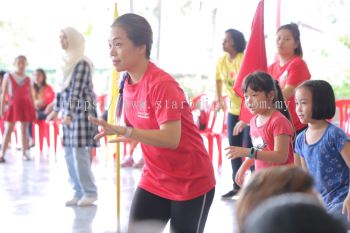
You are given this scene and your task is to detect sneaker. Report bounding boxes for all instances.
[221,189,239,199]
[22,152,31,161]
[120,156,134,168]
[77,196,97,206]
[133,158,144,169]
[65,197,80,206]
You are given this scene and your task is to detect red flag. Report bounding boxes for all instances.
[233,0,268,123]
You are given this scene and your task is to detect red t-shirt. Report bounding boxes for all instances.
[35,85,55,109]
[268,56,311,131]
[123,62,215,201]
[250,110,294,171]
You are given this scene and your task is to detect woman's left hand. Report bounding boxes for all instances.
[342,193,350,221]
[233,120,247,136]
[61,115,72,125]
[225,146,248,159]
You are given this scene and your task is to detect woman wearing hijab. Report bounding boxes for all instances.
[47,27,99,206]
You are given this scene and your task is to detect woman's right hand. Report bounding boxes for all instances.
[88,116,121,139]
[233,120,247,136]
[46,111,58,122]
[235,166,247,187]
[44,103,54,114]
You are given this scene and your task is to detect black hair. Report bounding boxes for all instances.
[111,13,153,59]
[225,29,246,53]
[242,71,292,122]
[0,70,6,86]
[0,70,6,78]
[297,80,336,120]
[33,68,48,93]
[277,23,303,57]
[243,193,347,233]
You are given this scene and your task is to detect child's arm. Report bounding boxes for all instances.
[0,76,8,116]
[235,158,254,187]
[225,134,290,163]
[339,141,350,221]
[30,83,36,107]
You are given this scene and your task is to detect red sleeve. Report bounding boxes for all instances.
[267,63,276,75]
[43,85,55,105]
[150,80,185,125]
[270,113,294,137]
[285,58,311,87]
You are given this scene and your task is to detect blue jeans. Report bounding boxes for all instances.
[64,147,97,198]
[227,113,252,190]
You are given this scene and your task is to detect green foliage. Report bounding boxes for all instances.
[84,23,93,37]
[339,35,350,50]
[333,71,350,99]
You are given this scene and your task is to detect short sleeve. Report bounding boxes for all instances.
[215,57,223,81]
[150,80,186,125]
[294,131,305,157]
[285,58,311,87]
[270,113,294,137]
[43,85,55,105]
[331,126,350,153]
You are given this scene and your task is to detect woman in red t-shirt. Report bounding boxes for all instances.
[28,68,55,146]
[33,68,55,117]
[89,13,215,233]
[268,23,311,166]
[268,24,311,132]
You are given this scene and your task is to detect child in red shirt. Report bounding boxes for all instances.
[0,55,36,162]
[225,71,294,186]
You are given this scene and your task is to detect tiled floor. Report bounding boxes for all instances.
[0,140,238,233]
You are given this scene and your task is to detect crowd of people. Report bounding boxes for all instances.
[0,11,349,233]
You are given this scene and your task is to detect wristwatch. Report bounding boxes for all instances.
[124,126,133,138]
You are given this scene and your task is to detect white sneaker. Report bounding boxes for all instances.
[22,151,31,161]
[65,197,80,206]
[77,196,97,206]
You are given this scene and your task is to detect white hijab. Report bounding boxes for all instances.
[56,27,93,92]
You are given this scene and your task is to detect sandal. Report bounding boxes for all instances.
[0,157,6,163]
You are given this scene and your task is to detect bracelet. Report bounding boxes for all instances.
[249,147,255,159]
[124,126,133,138]
[254,149,258,159]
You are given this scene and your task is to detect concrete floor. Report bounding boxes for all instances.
[0,140,238,233]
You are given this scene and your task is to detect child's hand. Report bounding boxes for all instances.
[342,193,350,221]
[225,146,249,159]
[235,167,247,187]
[46,111,58,122]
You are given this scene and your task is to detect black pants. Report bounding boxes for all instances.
[128,187,215,233]
[227,113,253,190]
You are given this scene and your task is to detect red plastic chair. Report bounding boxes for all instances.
[212,96,229,171]
[336,99,350,136]
[191,94,219,165]
[32,119,59,155]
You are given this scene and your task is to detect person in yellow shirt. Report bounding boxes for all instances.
[216,29,252,199]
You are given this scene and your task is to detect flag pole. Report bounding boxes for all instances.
[108,2,121,232]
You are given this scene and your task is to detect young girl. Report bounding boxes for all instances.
[225,71,294,186]
[294,80,350,228]
[0,55,36,162]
